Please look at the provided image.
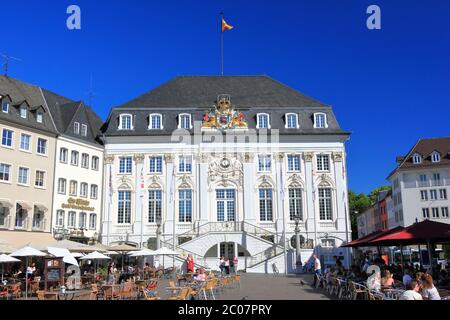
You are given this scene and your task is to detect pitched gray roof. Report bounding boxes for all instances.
[104,75,348,136]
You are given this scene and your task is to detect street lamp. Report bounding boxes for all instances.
[155,214,162,250]
[294,215,302,273]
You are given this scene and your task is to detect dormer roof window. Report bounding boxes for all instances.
[1,96,10,113]
[74,122,80,134]
[256,113,270,129]
[119,114,133,130]
[20,106,27,119]
[178,113,192,129]
[149,114,163,130]
[430,151,441,163]
[412,153,422,164]
[81,124,88,136]
[36,112,43,123]
[314,113,328,128]
[285,113,299,129]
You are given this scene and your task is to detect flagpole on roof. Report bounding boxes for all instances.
[220,12,224,76]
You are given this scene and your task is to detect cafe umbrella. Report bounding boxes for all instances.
[79,251,110,280]
[153,247,180,269]
[0,254,20,282]
[10,246,47,299]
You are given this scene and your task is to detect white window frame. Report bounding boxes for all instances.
[431,152,441,163]
[56,210,65,228]
[178,113,192,129]
[0,163,11,183]
[91,156,99,171]
[287,154,301,172]
[68,211,76,228]
[285,113,299,129]
[178,155,192,174]
[58,178,67,194]
[119,114,133,130]
[1,100,9,113]
[35,170,46,189]
[90,184,98,199]
[80,183,89,198]
[430,189,438,201]
[313,113,328,129]
[1,129,14,148]
[81,124,88,136]
[20,106,27,119]
[119,156,133,174]
[69,180,78,196]
[60,148,68,163]
[149,113,163,130]
[318,187,333,221]
[439,189,447,200]
[317,154,330,172]
[71,151,79,166]
[74,122,80,134]
[79,212,87,229]
[149,156,163,174]
[36,112,43,124]
[256,113,271,129]
[19,133,31,152]
[89,213,97,230]
[81,153,89,169]
[17,166,29,186]
[36,138,47,156]
[412,153,422,164]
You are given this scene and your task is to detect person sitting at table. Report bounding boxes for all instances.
[399,280,423,300]
[420,274,440,300]
[403,269,413,287]
[193,268,207,282]
[381,270,395,288]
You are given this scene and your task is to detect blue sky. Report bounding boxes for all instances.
[2,0,449,194]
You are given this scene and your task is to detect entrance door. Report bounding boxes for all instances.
[220,242,235,260]
[216,189,236,222]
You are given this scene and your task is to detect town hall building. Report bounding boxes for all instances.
[101,76,352,273]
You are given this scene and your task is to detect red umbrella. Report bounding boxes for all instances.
[340,226,405,248]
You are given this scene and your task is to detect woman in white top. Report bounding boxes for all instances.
[421,274,441,300]
[399,280,423,300]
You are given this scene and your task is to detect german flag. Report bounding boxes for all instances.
[222,18,234,32]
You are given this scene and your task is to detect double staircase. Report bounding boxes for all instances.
[160,221,290,271]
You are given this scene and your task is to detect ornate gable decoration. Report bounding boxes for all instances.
[202,94,248,130]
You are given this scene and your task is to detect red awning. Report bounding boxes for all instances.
[369,220,450,246]
[340,226,405,248]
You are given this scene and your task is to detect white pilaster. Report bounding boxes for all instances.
[243,153,256,224]
[198,154,209,226]
[164,154,175,237]
[303,152,316,249]
[134,154,145,248]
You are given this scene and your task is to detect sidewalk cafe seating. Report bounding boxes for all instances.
[102,285,121,300]
[120,281,136,300]
[36,290,45,300]
[0,285,9,300]
[168,286,191,300]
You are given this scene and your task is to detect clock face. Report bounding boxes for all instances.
[220,158,230,168]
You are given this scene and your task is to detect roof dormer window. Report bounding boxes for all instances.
[285,113,299,129]
[81,124,88,136]
[431,151,441,163]
[314,113,328,128]
[149,114,163,130]
[74,122,80,134]
[257,113,270,129]
[178,113,192,129]
[1,100,9,113]
[412,153,422,164]
[119,114,133,130]
[20,106,27,119]
[36,112,43,123]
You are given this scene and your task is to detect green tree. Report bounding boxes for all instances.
[368,186,392,204]
[348,191,371,240]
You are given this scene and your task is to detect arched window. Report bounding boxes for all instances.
[89,213,97,230]
[285,113,299,129]
[314,113,328,128]
[79,212,87,229]
[257,113,270,129]
[56,210,65,227]
[149,114,163,130]
[412,153,422,164]
[178,113,192,129]
[119,114,133,130]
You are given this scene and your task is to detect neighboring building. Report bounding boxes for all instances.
[375,190,390,231]
[357,206,375,238]
[356,190,392,238]
[388,137,450,227]
[0,75,104,247]
[43,90,104,244]
[101,76,351,273]
[0,76,58,243]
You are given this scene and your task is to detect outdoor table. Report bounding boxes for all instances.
[44,292,60,300]
[59,290,83,300]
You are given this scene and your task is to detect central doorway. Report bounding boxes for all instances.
[220,242,235,260]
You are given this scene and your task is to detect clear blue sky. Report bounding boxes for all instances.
[2,0,449,194]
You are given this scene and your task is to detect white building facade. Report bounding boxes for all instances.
[101,76,352,273]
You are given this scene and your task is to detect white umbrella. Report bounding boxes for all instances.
[71,252,85,258]
[47,247,79,266]
[80,251,110,279]
[153,247,180,269]
[129,249,156,257]
[10,246,47,299]
[0,254,20,282]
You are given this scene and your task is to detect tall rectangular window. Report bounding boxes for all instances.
[419,174,427,187]
[37,138,47,155]
[420,190,428,201]
[0,164,11,182]
[149,156,163,173]
[90,185,98,199]
[430,190,438,200]
[289,188,303,221]
[80,183,88,198]
[79,212,87,229]
[120,115,132,130]
[118,191,131,224]
[18,167,29,185]
[317,155,330,171]
[179,190,192,222]
[286,114,298,129]
[318,188,333,220]
[1,101,9,113]
[314,113,327,128]
[259,188,273,221]
[432,173,441,186]
[89,213,97,230]
[35,171,45,187]
[258,155,271,172]
[58,178,67,194]
[91,156,99,171]
[119,157,132,174]
[36,112,43,123]
[81,124,87,136]
[179,156,192,173]
[216,189,236,222]
[56,210,65,227]
[68,211,76,228]
[74,122,80,134]
[257,114,269,129]
[20,107,27,119]
[439,189,447,200]
[69,181,78,196]
[432,207,439,218]
[442,207,449,218]
[71,151,79,166]
[20,134,31,151]
[148,190,162,223]
[150,114,162,129]
[422,208,430,219]
[2,129,13,147]
[179,114,191,129]
[81,153,89,168]
[287,155,301,172]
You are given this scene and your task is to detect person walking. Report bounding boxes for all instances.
[224,258,230,275]
[312,254,322,286]
[186,255,195,274]
[233,256,239,275]
[218,257,225,275]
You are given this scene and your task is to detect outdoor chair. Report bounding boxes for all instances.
[349,281,368,300]
[201,279,217,300]
[10,282,21,299]
[438,289,449,300]
[103,285,120,300]
[0,286,9,300]
[29,280,40,297]
[368,290,384,300]
[234,275,241,288]
[75,291,92,300]
[120,281,136,300]
[166,281,179,297]
[143,288,160,300]
[36,290,45,300]
[188,281,206,300]
[168,287,191,300]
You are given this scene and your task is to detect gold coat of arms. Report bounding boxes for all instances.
[202,94,248,130]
